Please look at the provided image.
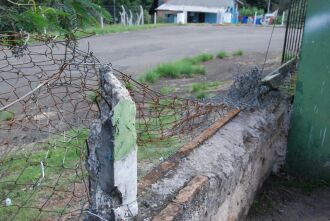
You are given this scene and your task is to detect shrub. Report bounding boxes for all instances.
[0,1,112,34]
[217,51,229,59]
[187,53,213,64]
[141,53,211,83]
[232,50,243,56]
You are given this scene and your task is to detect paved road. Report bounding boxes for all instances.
[79,25,285,77]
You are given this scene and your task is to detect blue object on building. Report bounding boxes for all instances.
[256,18,262,25]
[205,13,217,23]
[167,14,177,23]
[242,16,248,24]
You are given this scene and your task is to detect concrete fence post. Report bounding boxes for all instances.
[254,12,257,25]
[86,65,138,220]
[154,12,157,24]
[281,12,285,26]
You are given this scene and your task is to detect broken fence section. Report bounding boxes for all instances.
[0,33,236,220]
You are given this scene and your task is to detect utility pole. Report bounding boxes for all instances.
[267,0,271,13]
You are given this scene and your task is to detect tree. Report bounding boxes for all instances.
[0,0,112,33]
[243,0,288,12]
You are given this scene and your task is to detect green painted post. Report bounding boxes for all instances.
[287,1,330,181]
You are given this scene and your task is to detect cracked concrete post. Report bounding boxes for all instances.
[86,65,138,220]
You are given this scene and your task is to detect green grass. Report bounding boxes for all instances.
[189,81,222,99]
[232,50,244,56]
[0,117,185,219]
[160,86,176,95]
[140,53,214,83]
[136,102,184,162]
[81,24,169,36]
[35,24,170,42]
[217,51,230,59]
[138,137,183,161]
[0,128,88,220]
[186,53,213,64]
[1,100,186,219]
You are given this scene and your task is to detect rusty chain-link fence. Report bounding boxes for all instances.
[0,32,235,220]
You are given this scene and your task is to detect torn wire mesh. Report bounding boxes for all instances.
[0,33,236,220]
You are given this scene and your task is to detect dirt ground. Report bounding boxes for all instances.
[246,174,330,221]
[139,53,330,221]
[137,51,282,178]
[148,51,281,97]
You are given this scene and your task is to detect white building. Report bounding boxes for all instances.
[157,0,242,24]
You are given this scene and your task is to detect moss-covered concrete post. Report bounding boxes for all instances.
[87,65,138,220]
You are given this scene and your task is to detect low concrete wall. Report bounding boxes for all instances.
[138,99,290,221]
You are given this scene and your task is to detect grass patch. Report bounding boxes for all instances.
[189,81,223,99]
[136,102,184,162]
[142,60,205,83]
[140,53,213,83]
[217,51,230,59]
[138,137,183,161]
[160,86,176,95]
[0,128,88,220]
[0,96,197,219]
[36,24,170,42]
[81,24,169,36]
[0,116,185,219]
[232,50,243,56]
[186,53,213,64]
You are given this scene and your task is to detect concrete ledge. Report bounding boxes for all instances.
[153,176,209,221]
[139,109,240,191]
[138,101,290,220]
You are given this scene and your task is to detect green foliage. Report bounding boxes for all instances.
[217,51,229,59]
[0,111,15,122]
[0,1,112,34]
[156,15,166,23]
[144,9,152,24]
[240,7,264,17]
[243,0,268,10]
[80,24,167,36]
[86,90,100,103]
[185,53,213,64]
[142,61,205,83]
[232,50,243,56]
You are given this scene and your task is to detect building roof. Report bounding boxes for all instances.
[157,0,234,13]
[161,0,233,8]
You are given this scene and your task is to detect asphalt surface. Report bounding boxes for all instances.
[79,25,285,77]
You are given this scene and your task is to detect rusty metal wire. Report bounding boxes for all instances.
[0,33,100,221]
[113,69,234,145]
[0,32,236,221]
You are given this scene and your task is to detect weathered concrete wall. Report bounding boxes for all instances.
[138,99,290,221]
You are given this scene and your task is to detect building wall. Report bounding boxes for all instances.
[167,14,177,23]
